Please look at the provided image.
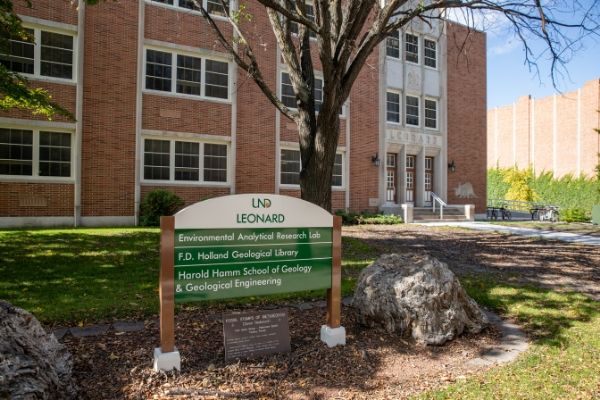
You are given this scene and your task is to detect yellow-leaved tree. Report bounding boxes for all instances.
[503,167,539,202]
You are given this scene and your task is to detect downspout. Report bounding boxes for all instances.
[134,0,145,226]
[74,0,85,227]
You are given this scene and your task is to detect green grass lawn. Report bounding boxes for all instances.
[1,227,598,398]
[0,228,374,324]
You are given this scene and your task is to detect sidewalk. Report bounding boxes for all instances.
[421,221,600,246]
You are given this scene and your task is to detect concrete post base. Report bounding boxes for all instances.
[320,325,346,347]
[153,347,181,372]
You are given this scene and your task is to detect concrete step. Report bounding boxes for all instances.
[413,215,467,222]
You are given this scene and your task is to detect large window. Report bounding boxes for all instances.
[386,30,400,59]
[151,0,229,16]
[425,99,438,129]
[405,95,419,126]
[405,33,419,64]
[0,27,74,80]
[280,149,343,187]
[145,48,230,100]
[386,91,400,123]
[281,72,322,111]
[143,138,228,183]
[424,39,437,68]
[0,128,72,178]
[289,2,316,38]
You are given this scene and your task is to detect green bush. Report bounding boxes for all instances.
[488,167,600,213]
[140,189,184,226]
[335,210,402,225]
[561,208,590,223]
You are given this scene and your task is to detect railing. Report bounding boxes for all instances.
[431,192,447,219]
[487,199,560,220]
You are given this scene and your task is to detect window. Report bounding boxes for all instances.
[280,149,343,187]
[425,99,437,129]
[145,48,230,100]
[386,91,400,123]
[280,149,301,185]
[0,128,72,178]
[405,33,419,63]
[386,30,400,59]
[0,27,74,80]
[143,138,228,183]
[424,39,437,68]
[281,72,322,111]
[151,0,229,16]
[406,95,419,126]
[406,155,415,169]
[289,3,316,38]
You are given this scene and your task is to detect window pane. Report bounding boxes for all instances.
[280,149,300,185]
[405,33,419,63]
[281,73,296,109]
[386,92,400,123]
[153,0,174,4]
[146,50,172,92]
[40,31,73,79]
[205,59,228,99]
[332,153,343,187]
[204,143,227,182]
[0,28,34,74]
[425,99,437,129]
[39,131,71,177]
[386,31,400,59]
[207,0,229,17]
[144,139,170,180]
[174,141,199,181]
[424,39,436,68]
[178,0,198,9]
[0,128,33,176]
[314,78,322,112]
[406,95,419,126]
[176,54,201,95]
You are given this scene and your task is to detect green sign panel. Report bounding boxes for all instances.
[174,227,332,301]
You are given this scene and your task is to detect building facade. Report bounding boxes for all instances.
[488,79,600,177]
[0,0,487,227]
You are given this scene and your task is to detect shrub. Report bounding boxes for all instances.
[561,208,590,223]
[334,210,402,225]
[140,189,184,226]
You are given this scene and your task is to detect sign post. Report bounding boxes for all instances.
[154,194,344,371]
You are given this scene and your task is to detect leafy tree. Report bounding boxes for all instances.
[0,0,72,119]
[188,0,599,210]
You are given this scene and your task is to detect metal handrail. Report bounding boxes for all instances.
[430,192,446,219]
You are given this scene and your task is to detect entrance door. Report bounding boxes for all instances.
[386,153,397,203]
[406,155,415,203]
[425,156,434,205]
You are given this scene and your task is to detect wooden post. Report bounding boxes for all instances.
[326,215,342,328]
[160,216,175,353]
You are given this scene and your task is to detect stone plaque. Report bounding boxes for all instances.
[223,308,290,361]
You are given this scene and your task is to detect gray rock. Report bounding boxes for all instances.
[112,321,144,333]
[0,300,77,399]
[70,324,110,338]
[352,253,488,345]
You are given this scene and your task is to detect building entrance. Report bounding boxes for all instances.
[425,156,434,205]
[386,153,397,203]
[406,155,415,203]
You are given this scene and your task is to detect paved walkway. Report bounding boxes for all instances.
[421,221,600,246]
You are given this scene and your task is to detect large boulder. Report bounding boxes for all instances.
[352,253,488,345]
[0,300,76,399]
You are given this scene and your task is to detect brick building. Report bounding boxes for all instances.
[0,0,487,227]
[488,79,600,177]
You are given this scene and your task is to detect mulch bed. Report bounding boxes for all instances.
[62,225,600,399]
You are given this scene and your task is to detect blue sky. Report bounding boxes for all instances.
[485,5,600,109]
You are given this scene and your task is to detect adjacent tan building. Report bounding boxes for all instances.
[488,79,600,177]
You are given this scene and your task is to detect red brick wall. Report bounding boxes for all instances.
[140,185,230,208]
[446,23,487,212]
[80,1,138,217]
[14,0,78,25]
[0,183,73,217]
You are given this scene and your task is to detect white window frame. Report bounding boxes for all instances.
[279,70,347,117]
[147,0,231,20]
[404,32,419,65]
[279,146,345,190]
[288,0,317,40]
[141,136,230,186]
[386,30,401,59]
[405,94,420,127]
[424,97,438,130]
[3,23,78,84]
[143,46,232,103]
[423,37,437,70]
[0,125,75,182]
[386,90,401,125]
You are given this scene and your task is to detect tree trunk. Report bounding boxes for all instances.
[299,109,341,212]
